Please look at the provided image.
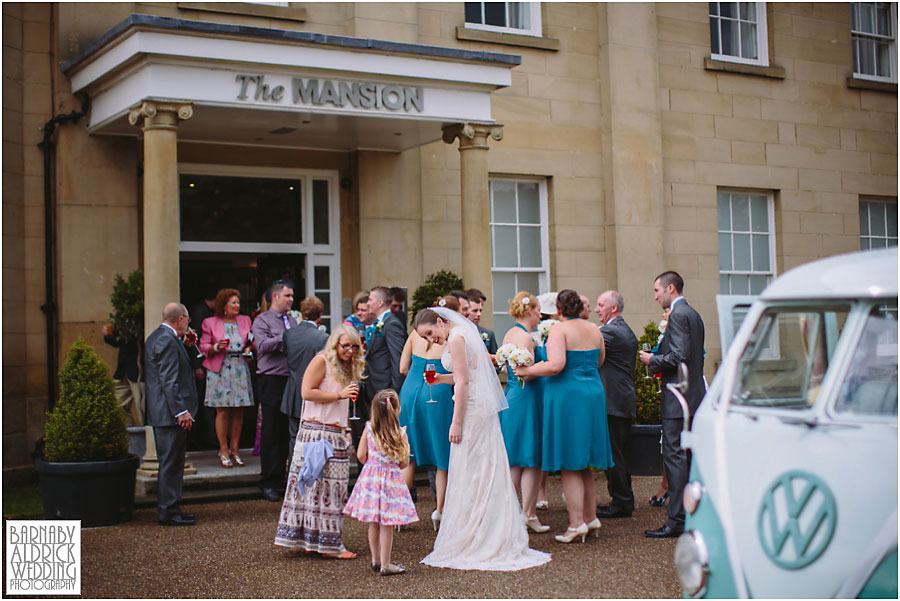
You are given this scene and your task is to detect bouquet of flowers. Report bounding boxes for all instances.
[537,319,558,343]
[495,343,534,387]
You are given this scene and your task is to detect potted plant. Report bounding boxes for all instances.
[626,320,664,476]
[409,269,464,322]
[35,338,140,527]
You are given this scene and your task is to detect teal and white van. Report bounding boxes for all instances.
[673,248,898,598]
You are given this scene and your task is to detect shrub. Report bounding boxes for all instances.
[633,320,662,425]
[108,269,143,345]
[409,270,464,322]
[43,338,128,462]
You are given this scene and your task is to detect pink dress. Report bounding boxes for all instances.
[343,424,419,526]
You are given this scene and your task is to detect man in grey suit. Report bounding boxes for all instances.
[358,286,405,446]
[640,271,705,538]
[594,290,639,519]
[281,295,329,465]
[466,288,498,355]
[144,303,199,526]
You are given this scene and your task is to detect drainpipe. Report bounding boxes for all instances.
[37,94,89,410]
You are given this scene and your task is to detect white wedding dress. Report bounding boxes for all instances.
[421,321,551,571]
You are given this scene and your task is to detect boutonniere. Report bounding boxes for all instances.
[374,319,385,336]
[481,332,489,346]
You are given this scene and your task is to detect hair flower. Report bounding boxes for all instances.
[438,298,447,307]
[522,297,530,306]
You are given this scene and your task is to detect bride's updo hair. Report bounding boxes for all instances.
[431,295,461,312]
[507,291,538,318]
[556,289,584,318]
[413,308,440,330]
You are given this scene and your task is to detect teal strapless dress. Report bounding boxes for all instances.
[398,355,453,471]
[499,362,542,468]
[541,349,613,472]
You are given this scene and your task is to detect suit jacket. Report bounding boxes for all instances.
[364,311,405,398]
[198,315,252,373]
[280,321,329,418]
[598,315,639,419]
[648,298,705,419]
[476,324,499,355]
[144,324,199,427]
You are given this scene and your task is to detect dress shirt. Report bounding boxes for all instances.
[252,308,297,376]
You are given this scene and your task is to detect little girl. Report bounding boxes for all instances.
[343,389,418,575]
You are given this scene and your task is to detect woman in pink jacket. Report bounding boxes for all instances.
[199,288,254,468]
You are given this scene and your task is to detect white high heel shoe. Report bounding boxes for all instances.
[525,515,550,533]
[586,518,602,538]
[554,523,588,543]
[431,509,442,531]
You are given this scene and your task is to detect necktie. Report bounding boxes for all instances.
[283,314,291,330]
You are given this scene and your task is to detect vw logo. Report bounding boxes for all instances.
[757,470,837,569]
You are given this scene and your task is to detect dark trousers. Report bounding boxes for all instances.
[258,375,289,490]
[286,414,301,469]
[604,414,634,511]
[661,416,691,528]
[154,425,187,521]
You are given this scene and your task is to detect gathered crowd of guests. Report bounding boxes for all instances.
[141,271,705,571]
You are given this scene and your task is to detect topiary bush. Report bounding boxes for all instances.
[409,270,464,322]
[634,320,663,425]
[43,338,128,462]
[108,269,143,345]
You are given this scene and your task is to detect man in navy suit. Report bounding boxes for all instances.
[145,303,199,526]
[640,271,705,538]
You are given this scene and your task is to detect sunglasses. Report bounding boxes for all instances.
[339,343,360,351]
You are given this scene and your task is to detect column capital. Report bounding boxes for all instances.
[442,122,504,150]
[128,101,193,130]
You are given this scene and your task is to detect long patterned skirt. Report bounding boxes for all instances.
[274,422,350,554]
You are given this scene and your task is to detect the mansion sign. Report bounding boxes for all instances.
[235,74,424,113]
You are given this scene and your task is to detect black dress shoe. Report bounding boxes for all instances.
[644,524,683,538]
[179,512,195,521]
[596,505,633,518]
[261,487,282,502]
[158,514,195,526]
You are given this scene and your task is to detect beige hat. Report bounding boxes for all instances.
[537,292,558,315]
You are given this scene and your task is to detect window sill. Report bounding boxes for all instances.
[177,2,307,22]
[847,77,898,94]
[456,26,559,51]
[704,57,785,79]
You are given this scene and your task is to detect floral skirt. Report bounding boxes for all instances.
[204,355,254,408]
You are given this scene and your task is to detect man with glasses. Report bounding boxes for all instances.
[145,303,199,526]
[251,280,297,502]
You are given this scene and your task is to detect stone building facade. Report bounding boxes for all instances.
[3,2,896,475]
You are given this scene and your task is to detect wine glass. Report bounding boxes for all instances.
[348,381,361,421]
[424,363,437,403]
[641,343,652,379]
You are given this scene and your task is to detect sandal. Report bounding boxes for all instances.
[322,550,357,560]
[218,452,233,468]
[371,561,381,572]
[536,500,549,510]
[380,563,405,576]
[230,451,244,467]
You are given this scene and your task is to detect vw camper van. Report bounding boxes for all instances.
[674,248,898,598]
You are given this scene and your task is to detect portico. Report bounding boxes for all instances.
[63,14,519,332]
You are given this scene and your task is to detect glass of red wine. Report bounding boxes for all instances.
[424,363,437,403]
[349,382,361,421]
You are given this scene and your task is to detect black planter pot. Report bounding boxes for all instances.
[626,424,663,477]
[35,454,140,527]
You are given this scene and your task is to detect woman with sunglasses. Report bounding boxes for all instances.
[275,324,365,559]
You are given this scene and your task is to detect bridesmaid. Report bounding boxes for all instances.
[516,289,612,543]
[397,295,457,529]
[498,291,548,533]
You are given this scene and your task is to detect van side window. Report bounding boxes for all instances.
[834,304,899,417]
[732,306,850,409]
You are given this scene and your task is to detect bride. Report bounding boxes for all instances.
[413,307,550,571]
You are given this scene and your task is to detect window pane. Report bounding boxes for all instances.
[871,237,888,249]
[709,2,719,17]
[710,18,721,54]
[465,2,482,24]
[518,182,540,224]
[749,274,768,294]
[519,226,543,267]
[733,233,751,270]
[721,2,737,18]
[493,225,518,267]
[719,233,733,270]
[861,237,870,250]
[717,193,731,230]
[860,202,870,235]
[492,272,516,313]
[750,195,768,232]
[859,37,876,75]
[752,234,770,271]
[722,19,738,55]
[871,201,887,236]
[739,2,756,20]
[317,291,331,312]
[180,174,302,243]
[312,179,329,245]
[741,21,758,59]
[484,2,506,26]
[517,272,540,296]
[720,273,730,294]
[731,274,750,294]
[861,2,874,32]
[876,40,891,77]
[834,304,899,416]
[876,2,890,35]
[508,2,529,29]
[492,181,517,223]
[887,204,898,237]
[732,194,750,231]
[314,265,329,288]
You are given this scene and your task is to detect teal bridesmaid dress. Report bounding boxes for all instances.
[499,326,542,467]
[541,349,614,472]
[398,354,453,471]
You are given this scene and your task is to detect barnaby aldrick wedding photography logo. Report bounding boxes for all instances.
[5,520,81,595]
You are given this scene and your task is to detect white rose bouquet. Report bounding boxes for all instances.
[496,343,534,387]
[537,319,558,343]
